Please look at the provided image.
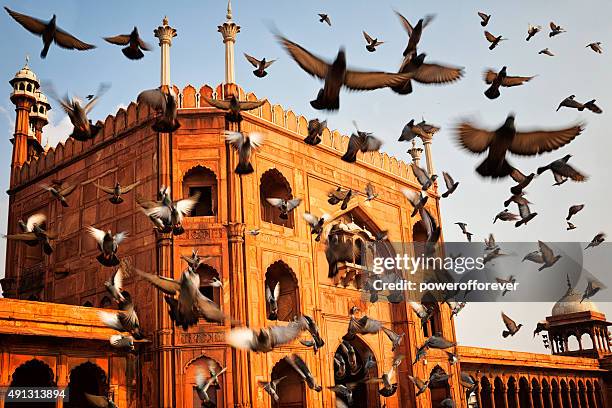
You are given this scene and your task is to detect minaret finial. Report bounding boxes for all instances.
[226,0,232,20]
[25,55,30,67]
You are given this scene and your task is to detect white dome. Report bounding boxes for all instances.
[552,289,599,316]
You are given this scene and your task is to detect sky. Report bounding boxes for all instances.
[0,0,611,353]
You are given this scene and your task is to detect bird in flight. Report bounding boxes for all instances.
[104,27,151,60]
[244,53,276,77]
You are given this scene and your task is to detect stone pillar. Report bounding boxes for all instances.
[407,139,423,168]
[475,379,482,408]
[419,132,435,176]
[10,97,34,168]
[154,17,177,87]
[218,0,240,85]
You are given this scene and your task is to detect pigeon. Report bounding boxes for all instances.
[515,201,538,228]
[302,315,325,349]
[303,212,329,241]
[501,311,522,337]
[446,351,459,365]
[484,31,506,50]
[449,301,467,317]
[328,384,356,405]
[3,222,56,255]
[413,346,428,364]
[94,181,140,204]
[248,229,260,236]
[137,86,180,132]
[86,226,127,267]
[318,13,331,26]
[537,155,588,184]
[109,334,134,351]
[504,191,531,208]
[364,182,378,201]
[494,209,519,223]
[459,372,476,392]
[484,233,498,251]
[104,27,151,60]
[265,282,280,320]
[408,375,429,396]
[104,266,126,304]
[423,333,456,349]
[4,7,95,58]
[382,326,404,351]
[258,376,286,402]
[455,114,583,179]
[478,12,491,27]
[363,354,376,371]
[194,362,227,407]
[584,100,603,114]
[285,353,322,391]
[402,188,428,217]
[409,301,433,325]
[325,234,354,278]
[411,163,438,190]
[429,369,451,386]
[244,53,276,77]
[533,321,549,337]
[566,204,585,221]
[137,268,226,329]
[398,120,418,142]
[441,172,459,198]
[84,393,118,408]
[440,398,456,408]
[585,233,606,250]
[227,318,306,352]
[225,131,264,175]
[277,35,412,111]
[539,48,554,56]
[581,280,602,302]
[483,67,535,100]
[372,357,403,397]
[203,94,267,123]
[556,95,584,111]
[526,24,541,41]
[341,123,383,162]
[138,189,200,235]
[343,314,383,340]
[393,52,463,95]
[98,298,143,339]
[586,42,603,54]
[304,119,327,145]
[266,198,302,219]
[334,353,347,379]
[495,276,516,296]
[328,187,352,209]
[180,248,207,270]
[16,213,47,246]
[419,207,442,255]
[363,31,384,52]
[483,248,507,264]
[522,241,562,271]
[455,222,473,242]
[395,11,435,59]
[567,222,577,231]
[549,22,565,37]
[510,168,535,195]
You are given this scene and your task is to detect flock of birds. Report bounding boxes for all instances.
[2,4,609,408]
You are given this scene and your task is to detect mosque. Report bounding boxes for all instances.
[0,3,610,407]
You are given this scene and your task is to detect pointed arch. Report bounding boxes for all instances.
[260,168,295,228]
[270,357,306,408]
[480,376,493,408]
[264,260,299,322]
[182,165,218,217]
[507,376,518,408]
[334,337,380,408]
[184,354,225,408]
[494,376,506,408]
[429,365,451,407]
[6,359,56,408]
[64,362,108,408]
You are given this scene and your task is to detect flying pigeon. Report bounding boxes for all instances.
[203,94,267,123]
[87,226,127,267]
[304,119,327,145]
[483,67,535,100]
[137,86,180,132]
[363,31,384,52]
[501,311,522,337]
[225,131,264,175]
[266,197,302,219]
[104,27,151,60]
[441,172,459,198]
[566,204,585,221]
[341,123,383,163]
[526,24,541,41]
[537,155,588,184]
[484,30,506,50]
[478,12,491,27]
[549,22,565,37]
[94,181,140,204]
[244,53,276,77]
[585,233,606,250]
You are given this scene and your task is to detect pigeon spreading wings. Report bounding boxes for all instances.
[277,36,412,91]
[456,121,583,156]
[484,70,535,87]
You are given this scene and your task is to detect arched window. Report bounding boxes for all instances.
[420,292,441,338]
[82,301,93,307]
[64,362,108,408]
[100,296,113,308]
[18,83,25,91]
[183,166,218,217]
[260,169,295,228]
[197,264,221,306]
[270,358,305,408]
[578,381,587,408]
[429,366,451,407]
[480,377,493,408]
[334,338,380,408]
[265,261,299,322]
[569,380,579,408]
[560,380,570,408]
[507,377,518,408]
[27,84,33,92]
[542,379,552,408]
[185,356,224,408]
[551,380,561,408]
[494,377,505,408]
[519,377,530,408]
[532,378,543,408]
[6,359,56,408]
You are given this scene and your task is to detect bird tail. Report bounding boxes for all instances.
[502,330,510,338]
[476,157,513,178]
[172,225,185,236]
[484,85,500,100]
[310,89,339,111]
[391,79,413,95]
[235,162,254,175]
[341,150,358,163]
[122,46,145,60]
[97,253,120,267]
[253,69,267,78]
[110,196,124,204]
[41,43,50,59]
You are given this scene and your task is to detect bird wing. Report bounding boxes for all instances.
[104,34,131,45]
[286,198,302,211]
[109,334,133,348]
[84,393,110,408]
[26,213,46,231]
[455,122,495,154]
[270,322,304,347]
[401,188,422,207]
[363,31,374,43]
[502,75,535,87]
[501,312,517,331]
[4,7,47,35]
[112,267,124,290]
[135,269,180,295]
[224,131,244,150]
[264,59,276,68]
[266,198,284,207]
[265,284,273,302]
[442,172,454,189]
[120,180,141,194]
[195,293,226,322]
[226,328,256,350]
[303,212,319,227]
[394,11,413,36]
[86,226,106,245]
[413,63,463,84]
[344,70,412,91]
[509,125,583,156]
[94,182,115,195]
[484,31,497,42]
[202,96,231,110]
[248,131,265,149]
[549,22,558,30]
[3,232,37,241]
[114,231,128,245]
[411,164,430,185]
[176,193,200,217]
[53,27,96,50]
[483,69,498,84]
[538,241,555,263]
[478,12,488,21]
[137,88,167,111]
[238,100,267,111]
[277,35,329,79]
[244,53,261,67]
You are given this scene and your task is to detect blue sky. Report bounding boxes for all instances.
[1,0,611,352]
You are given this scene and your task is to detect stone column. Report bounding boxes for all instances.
[10,97,34,168]
[218,0,240,85]
[55,354,68,408]
[407,139,423,168]
[419,132,436,176]
[475,379,482,408]
[154,17,177,88]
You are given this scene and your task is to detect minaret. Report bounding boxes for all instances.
[9,57,38,169]
[218,0,240,85]
[407,139,424,167]
[30,90,51,146]
[154,16,177,88]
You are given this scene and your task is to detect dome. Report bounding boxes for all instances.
[35,91,50,106]
[552,288,600,316]
[10,61,39,85]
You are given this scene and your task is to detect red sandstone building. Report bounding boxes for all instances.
[1,5,611,408]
